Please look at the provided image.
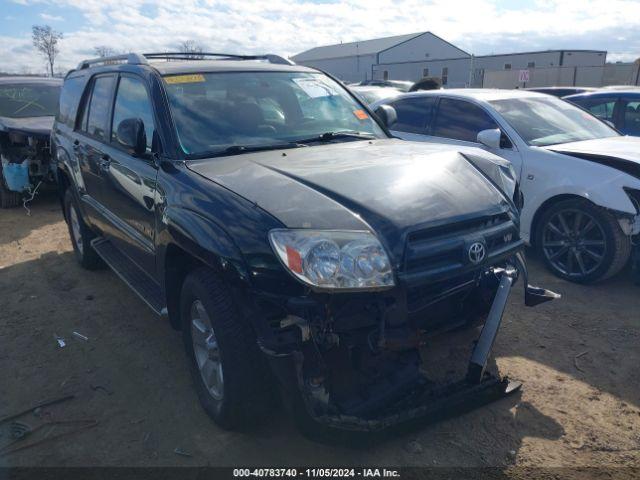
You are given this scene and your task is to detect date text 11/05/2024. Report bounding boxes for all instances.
[233,469,401,478]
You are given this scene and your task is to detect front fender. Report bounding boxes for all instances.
[521,149,640,242]
[156,205,249,289]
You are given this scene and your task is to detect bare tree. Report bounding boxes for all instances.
[178,40,205,59]
[32,25,63,77]
[94,45,118,58]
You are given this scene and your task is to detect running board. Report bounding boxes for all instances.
[91,237,167,316]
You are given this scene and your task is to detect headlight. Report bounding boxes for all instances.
[269,229,395,290]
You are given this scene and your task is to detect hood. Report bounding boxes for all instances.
[0,116,55,136]
[187,139,510,258]
[543,136,640,179]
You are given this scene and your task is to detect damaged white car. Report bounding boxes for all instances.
[0,76,62,208]
[373,90,640,283]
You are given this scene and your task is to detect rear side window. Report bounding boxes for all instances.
[389,97,435,134]
[432,98,498,142]
[111,76,156,153]
[85,75,116,141]
[58,77,84,128]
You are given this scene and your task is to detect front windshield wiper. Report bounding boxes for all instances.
[192,142,304,159]
[295,131,376,145]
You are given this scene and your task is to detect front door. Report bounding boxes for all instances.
[98,74,160,276]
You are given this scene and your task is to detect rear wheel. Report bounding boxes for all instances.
[536,198,630,283]
[64,189,104,270]
[180,267,274,430]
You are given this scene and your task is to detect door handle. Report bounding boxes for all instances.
[99,154,111,171]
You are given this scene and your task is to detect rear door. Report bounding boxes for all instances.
[74,74,117,224]
[96,73,160,276]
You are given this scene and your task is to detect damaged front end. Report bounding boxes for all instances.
[0,127,54,194]
[256,215,558,433]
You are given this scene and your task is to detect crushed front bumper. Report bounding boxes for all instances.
[262,253,559,432]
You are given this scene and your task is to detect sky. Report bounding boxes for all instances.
[1,0,639,75]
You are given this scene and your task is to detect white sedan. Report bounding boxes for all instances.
[372,89,640,283]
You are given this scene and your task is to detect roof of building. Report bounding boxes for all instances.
[292,32,429,62]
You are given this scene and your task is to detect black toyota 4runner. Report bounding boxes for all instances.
[52,52,557,437]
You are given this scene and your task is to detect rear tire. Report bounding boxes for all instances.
[64,189,104,270]
[180,267,274,430]
[536,198,630,283]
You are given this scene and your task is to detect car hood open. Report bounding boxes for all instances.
[0,115,55,136]
[187,139,511,259]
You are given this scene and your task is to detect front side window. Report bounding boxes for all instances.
[0,84,60,118]
[389,97,435,134]
[432,98,498,142]
[111,76,156,153]
[163,71,386,157]
[490,96,619,146]
[85,75,116,141]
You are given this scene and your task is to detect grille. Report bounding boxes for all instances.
[400,210,521,313]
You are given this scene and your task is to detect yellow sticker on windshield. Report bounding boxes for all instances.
[164,74,205,84]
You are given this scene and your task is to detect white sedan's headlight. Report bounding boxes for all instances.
[269,229,395,290]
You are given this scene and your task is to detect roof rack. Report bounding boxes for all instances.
[77,53,148,70]
[76,52,295,70]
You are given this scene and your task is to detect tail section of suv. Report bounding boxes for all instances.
[52,52,557,437]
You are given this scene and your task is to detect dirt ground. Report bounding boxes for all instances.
[1,192,639,473]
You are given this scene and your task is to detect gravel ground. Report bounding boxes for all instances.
[0,193,638,474]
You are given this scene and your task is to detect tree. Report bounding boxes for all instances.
[178,40,204,59]
[94,45,118,58]
[32,25,63,77]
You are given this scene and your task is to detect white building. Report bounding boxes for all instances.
[292,32,608,88]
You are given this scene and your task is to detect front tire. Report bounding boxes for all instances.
[536,198,630,283]
[180,267,273,430]
[0,176,21,208]
[64,189,104,270]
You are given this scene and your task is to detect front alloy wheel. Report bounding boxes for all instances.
[190,299,224,401]
[537,198,631,283]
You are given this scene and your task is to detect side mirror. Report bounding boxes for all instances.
[477,128,502,149]
[374,105,398,128]
[116,118,146,157]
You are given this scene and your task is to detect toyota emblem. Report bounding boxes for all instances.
[468,242,486,264]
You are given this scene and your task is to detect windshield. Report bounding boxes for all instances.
[0,84,60,118]
[163,71,386,157]
[490,96,619,146]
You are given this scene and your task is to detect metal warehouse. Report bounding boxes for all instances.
[292,32,607,87]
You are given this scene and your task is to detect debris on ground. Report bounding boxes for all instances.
[89,384,114,396]
[54,334,66,348]
[0,395,75,425]
[174,447,193,458]
[72,331,89,342]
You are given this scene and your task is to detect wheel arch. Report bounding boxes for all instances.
[530,193,591,248]
[158,208,251,330]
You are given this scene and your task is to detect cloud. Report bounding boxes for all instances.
[39,12,64,21]
[2,0,639,74]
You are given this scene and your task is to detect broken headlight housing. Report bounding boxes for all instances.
[269,229,395,290]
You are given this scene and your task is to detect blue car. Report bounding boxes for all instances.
[565,89,640,136]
